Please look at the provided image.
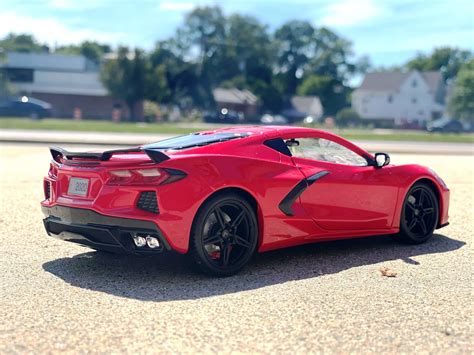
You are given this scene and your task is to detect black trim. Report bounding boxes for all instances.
[142,148,170,164]
[162,168,187,185]
[136,191,159,214]
[49,146,170,164]
[437,222,449,229]
[42,205,171,254]
[372,152,390,168]
[278,171,330,216]
[264,138,292,156]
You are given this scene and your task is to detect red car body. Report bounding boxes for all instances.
[41,126,449,259]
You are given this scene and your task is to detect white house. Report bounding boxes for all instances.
[352,70,445,126]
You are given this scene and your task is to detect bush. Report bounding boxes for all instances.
[143,101,161,122]
[335,108,360,127]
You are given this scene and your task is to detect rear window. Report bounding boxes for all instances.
[143,133,248,150]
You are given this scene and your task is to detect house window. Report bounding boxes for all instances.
[412,79,417,87]
[412,97,417,104]
[387,95,393,103]
[4,68,34,83]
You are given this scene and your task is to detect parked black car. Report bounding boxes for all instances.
[426,118,464,133]
[0,96,52,119]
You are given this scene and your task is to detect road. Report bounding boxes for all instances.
[0,143,472,353]
[1,129,473,154]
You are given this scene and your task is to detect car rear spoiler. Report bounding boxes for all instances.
[49,146,170,164]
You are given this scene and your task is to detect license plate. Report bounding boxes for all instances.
[68,177,89,196]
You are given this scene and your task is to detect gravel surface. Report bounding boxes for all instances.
[0,143,472,354]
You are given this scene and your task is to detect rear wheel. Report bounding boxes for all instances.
[190,193,258,276]
[394,183,439,244]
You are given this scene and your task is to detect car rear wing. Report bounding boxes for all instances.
[49,146,170,164]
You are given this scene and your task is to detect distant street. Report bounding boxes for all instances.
[0,144,472,353]
[1,128,473,155]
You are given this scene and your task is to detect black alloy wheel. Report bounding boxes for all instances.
[190,193,258,276]
[395,183,439,244]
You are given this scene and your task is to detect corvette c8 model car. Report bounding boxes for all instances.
[41,126,450,276]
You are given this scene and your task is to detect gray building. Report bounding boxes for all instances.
[1,52,135,119]
[213,88,259,117]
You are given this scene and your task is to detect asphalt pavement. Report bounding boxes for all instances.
[0,143,472,353]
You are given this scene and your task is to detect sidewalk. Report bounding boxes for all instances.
[1,129,473,155]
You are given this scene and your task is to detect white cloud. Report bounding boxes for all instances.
[159,1,195,11]
[48,0,76,9]
[0,11,124,46]
[321,0,390,27]
[48,0,105,10]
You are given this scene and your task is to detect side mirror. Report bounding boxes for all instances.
[374,152,390,168]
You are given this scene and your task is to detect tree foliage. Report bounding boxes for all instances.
[0,33,49,53]
[56,41,112,64]
[448,59,474,123]
[335,108,360,126]
[100,47,167,120]
[405,47,473,81]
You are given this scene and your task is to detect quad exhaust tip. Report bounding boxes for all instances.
[133,234,160,249]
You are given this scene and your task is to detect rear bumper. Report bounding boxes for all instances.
[42,205,171,254]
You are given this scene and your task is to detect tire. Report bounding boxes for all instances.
[394,183,439,244]
[189,193,258,276]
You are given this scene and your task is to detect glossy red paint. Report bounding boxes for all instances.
[41,126,450,254]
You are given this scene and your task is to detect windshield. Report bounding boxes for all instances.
[143,133,248,150]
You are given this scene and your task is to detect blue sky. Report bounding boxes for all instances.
[1,0,473,67]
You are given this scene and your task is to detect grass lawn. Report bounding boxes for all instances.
[0,117,473,143]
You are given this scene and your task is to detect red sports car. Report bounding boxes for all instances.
[41,126,450,276]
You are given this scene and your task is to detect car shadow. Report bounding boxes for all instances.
[42,234,464,302]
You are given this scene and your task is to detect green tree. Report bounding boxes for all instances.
[0,72,16,99]
[275,22,360,113]
[0,51,15,99]
[150,40,201,106]
[56,41,112,64]
[448,59,474,123]
[297,74,349,115]
[405,47,473,81]
[0,33,49,53]
[175,6,227,107]
[223,14,278,112]
[100,47,167,121]
[274,20,315,95]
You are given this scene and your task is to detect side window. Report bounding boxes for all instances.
[287,138,368,166]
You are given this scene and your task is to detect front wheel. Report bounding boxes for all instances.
[394,183,439,244]
[190,193,258,276]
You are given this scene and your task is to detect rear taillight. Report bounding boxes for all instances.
[44,180,51,200]
[106,168,185,186]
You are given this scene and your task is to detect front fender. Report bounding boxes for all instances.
[389,164,449,229]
